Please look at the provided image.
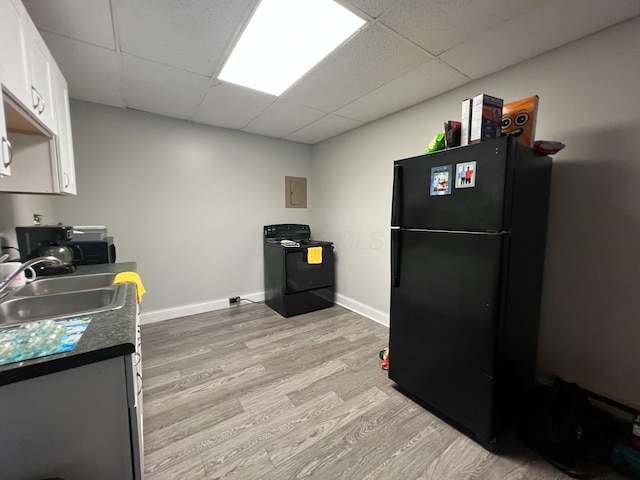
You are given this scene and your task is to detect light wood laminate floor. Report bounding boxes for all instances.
[141,303,624,480]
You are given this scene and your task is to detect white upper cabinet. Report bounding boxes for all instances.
[0,0,76,194]
[52,66,76,194]
[23,5,57,135]
[0,0,59,136]
[0,0,30,109]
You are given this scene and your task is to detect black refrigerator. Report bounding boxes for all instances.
[388,136,552,446]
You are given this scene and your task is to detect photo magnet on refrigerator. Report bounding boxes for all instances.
[455,161,477,188]
[430,165,453,196]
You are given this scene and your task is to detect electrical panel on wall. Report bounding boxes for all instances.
[285,176,307,208]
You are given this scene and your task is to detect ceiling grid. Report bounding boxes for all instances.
[21,0,640,144]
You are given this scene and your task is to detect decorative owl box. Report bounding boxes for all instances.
[501,95,539,148]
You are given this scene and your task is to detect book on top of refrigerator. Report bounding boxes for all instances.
[470,94,503,144]
[461,98,472,146]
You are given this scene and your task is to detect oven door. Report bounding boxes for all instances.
[284,245,334,293]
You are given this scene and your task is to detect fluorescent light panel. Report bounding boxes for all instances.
[219,0,365,96]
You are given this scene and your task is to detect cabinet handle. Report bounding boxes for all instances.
[31,86,45,115]
[31,86,39,109]
[133,351,141,366]
[137,372,143,395]
[63,172,69,187]
[2,137,12,168]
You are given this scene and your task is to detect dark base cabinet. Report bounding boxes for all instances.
[0,356,142,479]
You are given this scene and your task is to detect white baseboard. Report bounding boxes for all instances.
[140,292,265,325]
[140,291,389,327]
[335,293,389,327]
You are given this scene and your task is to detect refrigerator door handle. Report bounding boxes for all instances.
[391,164,402,227]
[391,229,401,287]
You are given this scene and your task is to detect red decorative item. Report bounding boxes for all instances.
[533,140,565,155]
[379,347,389,370]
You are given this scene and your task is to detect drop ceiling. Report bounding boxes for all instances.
[22,0,640,144]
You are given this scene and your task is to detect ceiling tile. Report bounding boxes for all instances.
[380,0,542,56]
[336,58,470,122]
[40,32,124,107]
[122,55,210,119]
[21,0,640,145]
[23,0,116,49]
[112,0,257,76]
[242,99,326,139]
[340,0,404,18]
[192,82,276,130]
[439,0,640,80]
[284,23,432,112]
[285,114,363,144]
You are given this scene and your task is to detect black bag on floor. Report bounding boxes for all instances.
[517,377,600,477]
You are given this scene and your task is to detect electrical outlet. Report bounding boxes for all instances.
[229,296,241,305]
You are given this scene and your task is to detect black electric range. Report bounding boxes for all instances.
[263,224,335,317]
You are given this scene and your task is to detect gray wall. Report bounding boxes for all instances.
[309,16,640,408]
[0,194,57,249]
[7,102,312,315]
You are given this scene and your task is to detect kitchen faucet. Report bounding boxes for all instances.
[0,256,62,296]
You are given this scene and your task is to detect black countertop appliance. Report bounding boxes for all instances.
[389,136,552,447]
[15,225,77,275]
[263,224,334,317]
[67,237,116,265]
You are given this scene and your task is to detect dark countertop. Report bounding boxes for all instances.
[0,262,139,386]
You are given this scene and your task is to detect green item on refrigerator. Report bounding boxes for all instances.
[425,132,445,154]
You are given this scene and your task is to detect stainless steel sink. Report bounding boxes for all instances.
[13,273,118,296]
[0,285,126,326]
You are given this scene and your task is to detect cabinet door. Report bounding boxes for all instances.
[0,358,135,479]
[125,348,144,479]
[52,66,76,194]
[0,0,31,109]
[26,27,57,135]
[136,313,144,465]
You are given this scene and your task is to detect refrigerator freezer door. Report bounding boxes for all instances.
[389,229,505,442]
[393,138,512,232]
